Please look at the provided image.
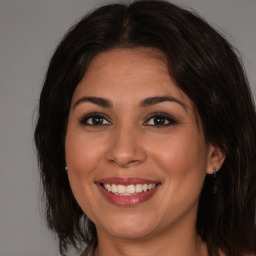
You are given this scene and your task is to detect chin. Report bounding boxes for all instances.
[96,212,159,240]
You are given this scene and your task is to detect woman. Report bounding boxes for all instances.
[34,1,256,256]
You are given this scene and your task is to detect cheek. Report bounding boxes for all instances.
[149,128,208,194]
[65,126,103,217]
[153,129,206,166]
[65,127,104,177]
[151,132,208,220]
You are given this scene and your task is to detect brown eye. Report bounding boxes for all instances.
[90,116,104,125]
[145,113,177,127]
[79,113,111,126]
[152,116,168,125]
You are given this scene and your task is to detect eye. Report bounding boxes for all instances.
[144,112,177,127]
[79,113,111,126]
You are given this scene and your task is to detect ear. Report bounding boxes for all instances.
[206,144,226,174]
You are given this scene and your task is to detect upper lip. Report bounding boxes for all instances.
[96,177,161,185]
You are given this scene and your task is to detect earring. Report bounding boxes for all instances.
[213,169,218,194]
[65,166,68,172]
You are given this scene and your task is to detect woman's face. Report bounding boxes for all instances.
[65,48,219,242]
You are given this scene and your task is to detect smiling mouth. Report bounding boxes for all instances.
[96,178,161,206]
[101,183,157,195]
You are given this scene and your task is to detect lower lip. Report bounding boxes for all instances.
[97,183,159,207]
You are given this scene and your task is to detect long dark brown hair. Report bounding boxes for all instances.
[34,1,256,255]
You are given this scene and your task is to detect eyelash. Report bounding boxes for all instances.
[79,112,177,127]
[79,112,111,126]
[144,112,178,127]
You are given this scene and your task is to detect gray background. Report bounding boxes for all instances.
[0,0,255,255]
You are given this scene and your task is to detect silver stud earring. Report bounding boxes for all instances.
[65,166,68,172]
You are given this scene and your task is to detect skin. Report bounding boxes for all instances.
[65,48,225,256]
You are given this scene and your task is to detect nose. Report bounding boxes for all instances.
[105,126,147,168]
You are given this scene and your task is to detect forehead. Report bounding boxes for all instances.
[87,47,167,74]
[72,48,191,108]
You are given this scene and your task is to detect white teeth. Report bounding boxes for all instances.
[126,185,135,194]
[112,184,118,193]
[135,184,143,193]
[106,184,112,192]
[117,185,126,194]
[103,183,157,195]
[142,184,148,192]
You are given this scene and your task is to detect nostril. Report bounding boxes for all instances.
[105,141,147,167]
[108,158,142,168]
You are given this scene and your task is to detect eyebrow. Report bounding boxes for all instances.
[140,96,187,110]
[73,95,186,110]
[73,96,113,109]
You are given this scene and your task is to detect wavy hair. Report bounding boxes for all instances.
[34,1,256,255]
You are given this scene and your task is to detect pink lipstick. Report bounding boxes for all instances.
[96,177,160,207]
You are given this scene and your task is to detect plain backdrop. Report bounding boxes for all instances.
[0,0,255,255]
